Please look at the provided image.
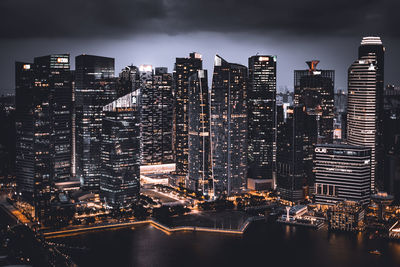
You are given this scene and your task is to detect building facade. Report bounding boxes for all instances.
[140,66,173,165]
[314,144,371,206]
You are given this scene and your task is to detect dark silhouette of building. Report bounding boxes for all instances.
[247,55,277,186]
[210,55,247,197]
[75,55,117,191]
[294,60,334,189]
[100,91,141,208]
[0,95,16,185]
[383,85,400,201]
[173,53,203,178]
[187,70,211,194]
[276,105,306,202]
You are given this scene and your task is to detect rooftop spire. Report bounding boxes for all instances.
[306,60,319,71]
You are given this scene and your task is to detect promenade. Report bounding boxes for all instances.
[41,216,263,239]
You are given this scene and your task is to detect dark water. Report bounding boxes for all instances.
[54,222,400,267]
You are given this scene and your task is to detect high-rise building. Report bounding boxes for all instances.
[347,37,385,192]
[314,144,371,206]
[34,55,73,182]
[118,65,140,98]
[210,55,247,197]
[153,67,173,164]
[100,91,141,208]
[173,53,203,177]
[187,70,211,194]
[276,105,306,202]
[294,60,334,187]
[75,55,117,190]
[140,66,173,165]
[247,55,277,186]
[139,65,155,165]
[15,54,73,221]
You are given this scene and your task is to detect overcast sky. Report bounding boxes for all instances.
[1,0,399,94]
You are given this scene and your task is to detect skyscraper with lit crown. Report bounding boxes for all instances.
[347,37,385,192]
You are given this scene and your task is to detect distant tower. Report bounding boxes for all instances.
[347,37,385,192]
[210,55,247,197]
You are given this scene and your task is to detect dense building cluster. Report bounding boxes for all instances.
[9,36,400,223]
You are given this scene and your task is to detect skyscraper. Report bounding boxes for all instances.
[247,55,277,186]
[34,55,73,182]
[153,67,174,164]
[314,144,371,206]
[187,70,211,194]
[294,61,334,188]
[210,55,247,197]
[100,91,141,208]
[173,53,203,177]
[75,55,117,190]
[15,54,73,221]
[140,66,173,165]
[139,65,155,165]
[276,105,306,201]
[347,37,385,192]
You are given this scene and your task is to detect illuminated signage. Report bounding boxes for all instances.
[259,56,270,62]
[132,96,137,104]
[23,64,31,70]
[315,147,327,153]
[57,57,69,63]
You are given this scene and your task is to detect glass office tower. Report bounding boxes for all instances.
[294,60,334,189]
[187,70,211,194]
[100,91,141,208]
[210,55,247,197]
[247,55,277,185]
[173,53,203,177]
[15,54,73,221]
[75,55,117,190]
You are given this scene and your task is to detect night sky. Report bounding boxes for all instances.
[1,0,399,94]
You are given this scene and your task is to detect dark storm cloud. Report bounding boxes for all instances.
[1,0,399,39]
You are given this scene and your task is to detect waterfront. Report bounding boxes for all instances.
[53,221,400,267]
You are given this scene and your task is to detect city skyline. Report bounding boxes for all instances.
[1,36,399,95]
[2,1,400,266]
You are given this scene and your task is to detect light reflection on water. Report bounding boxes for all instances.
[54,222,400,267]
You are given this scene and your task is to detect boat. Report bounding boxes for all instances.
[369,250,382,256]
